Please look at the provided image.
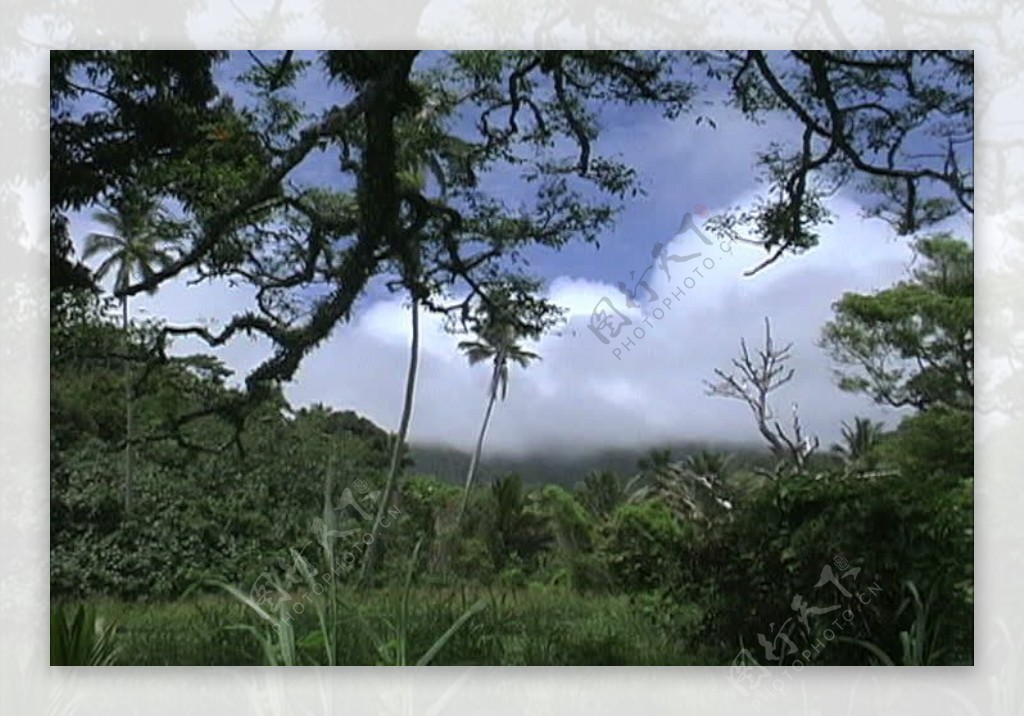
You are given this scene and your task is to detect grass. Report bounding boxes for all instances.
[837,580,948,666]
[83,587,713,665]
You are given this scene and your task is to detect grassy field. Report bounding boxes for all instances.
[82,588,716,666]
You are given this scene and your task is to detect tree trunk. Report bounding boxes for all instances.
[457,384,498,525]
[122,295,133,515]
[358,297,419,586]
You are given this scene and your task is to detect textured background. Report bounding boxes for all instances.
[2,7,1013,715]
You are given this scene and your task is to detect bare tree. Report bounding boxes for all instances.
[704,318,819,474]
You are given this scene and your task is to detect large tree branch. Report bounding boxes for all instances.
[117,94,373,298]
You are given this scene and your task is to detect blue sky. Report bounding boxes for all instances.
[68,51,972,454]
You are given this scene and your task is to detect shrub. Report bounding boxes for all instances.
[676,470,972,665]
[600,500,700,593]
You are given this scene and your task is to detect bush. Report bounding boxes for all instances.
[878,406,972,480]
[675,470,972,665]
[600,500,700,593]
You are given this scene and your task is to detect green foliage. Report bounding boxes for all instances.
[207,579,299,666]
[83,189,178,297]
[683,450,734,481]
[398,475,460,539]
[878,406,973,480]
[821,234,973,411]
[487,475,527,568]
[601,500,699,593]
[89,588,713,665]
[830,417,886,473]
[456,286,553,523]
[698,51,971,259]
[55,51,700,389]
[534,485,594,555]
[371,540,488,666]
[674,469,972,665]
[626,460,733,525]
[51,603,119,666]
[576,470,624,519]
[49,51,973,666]
[50,295,391,600]
[450,537,497,582]
[838,581,949,666]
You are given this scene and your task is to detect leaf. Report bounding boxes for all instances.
[416,598,487,666]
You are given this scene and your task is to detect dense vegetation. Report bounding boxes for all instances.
[50,50,972,666]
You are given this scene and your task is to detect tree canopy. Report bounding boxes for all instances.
[821,234,973,411]
[52,51,973,393]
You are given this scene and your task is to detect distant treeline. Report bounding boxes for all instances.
[410,441,780,489]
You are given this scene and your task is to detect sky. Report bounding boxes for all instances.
[66,52,971,455]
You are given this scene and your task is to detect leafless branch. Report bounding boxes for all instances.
[705,317,819,473]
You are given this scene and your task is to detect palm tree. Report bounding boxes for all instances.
[358,120,452,585]
[627,449,733,524]
[625,448,674,499]
[456,318,539,523]
[637,448,673,474]
[489,474,525,566]
[83,191,174,513]
[577,470,624,519]
[358,297,419,586]
[830,417,885,473]
[684,450,734,484]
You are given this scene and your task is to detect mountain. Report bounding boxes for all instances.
[408,440,773,489]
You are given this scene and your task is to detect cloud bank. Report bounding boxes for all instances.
[283,198,916,454]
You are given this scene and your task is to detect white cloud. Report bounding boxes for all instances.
[286,198,917,454]
[70,194,922,457]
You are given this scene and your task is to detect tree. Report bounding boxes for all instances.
[830,417,885,473]
[53,51,972,391]
[358,106,490,584]
[56,59,967,464]
[89,51,689,392]
[535,485,593,555]
[626,461,732,525]
[357,118,436,586]
[577,470,624,519]
[357,299,419,587]
[456,298,541,523]
[703,51,972,274]
[83,189,176,513]
[683,450,734,483]
[821,234,973,411]
[50,51,228,295]
[489,474,526,568]
[602,499,697,593]
[878,406,972,481]
[705,318,819,473]
[637,448,674,475]
[627,447,733,524]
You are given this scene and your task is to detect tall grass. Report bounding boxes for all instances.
[838,581,946,665]
[88,585,710,665]
[209,470,345,665]
[208,470,488,666]
[364,539,487,665]
[90,473,710,666]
